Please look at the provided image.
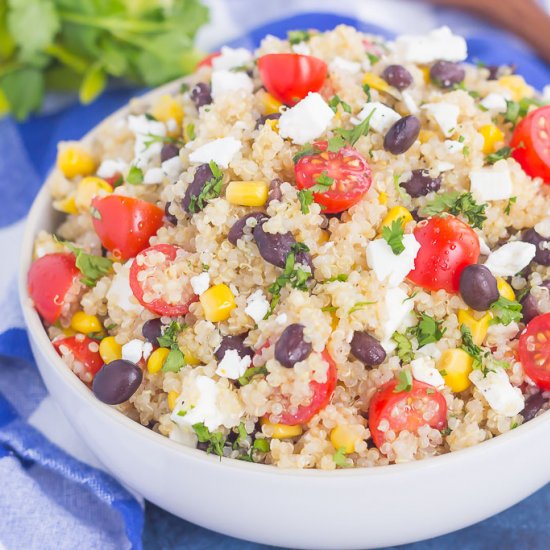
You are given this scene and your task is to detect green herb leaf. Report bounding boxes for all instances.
[297,189,314,214]
[323,274,349,283]
[333,447,351,467]
[321,306,337,313]
[422,191,487,229]
[334,108,376,147]
[348,301,376,314]
[486,145,512,165]
[192,422,226,457]
[394,369,413,392]
[127,165,144,185]
[162,347,186,373]
[60,241,112,287]
[143,133,184,151]
[504,196,517,216]
[292,142,321,163]
[489,296,523,326]
[188,160,224,213]
[287,30,311,45]
[79,63,107,104]
[392,332,414,364]
[237,365,268,386]
[328,94,352,114]
[157,321,184,348]
[381,218,405,255]
[185,122,196,142]
[253,438,270,452]
[310,170,334,192]
[366,52,380,65]
[408,314,446,347]
[362,83,372,102]
[460,325,483,371]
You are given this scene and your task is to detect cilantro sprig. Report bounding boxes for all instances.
[297,189,314,214]
[421,191,487,229]
[408,314,446,347]
[333,447,351,467]
[332,107,376,147]
[59,240,112,287]
[157,321,187,373]
[504,98,547,127]
[460,325,483,371]
[311,170,334,192]
[237,365,268,386]
[394,369,413,392]
[188,161,224,213]
[381,218,405,255]
[143,133,184,150]
[392,332,414,364]
[192,423,226,457]
[486,145,512,165]
[127,165,144,185]
[328,95,352,114]
[489,296,522,326]
[287,30,311,45]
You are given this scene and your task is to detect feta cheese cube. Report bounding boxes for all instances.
[128,114,166,168]
[188,137,242,168]
[122,339,152,363]
[411,357,445,388]
[292,42,311,56]
[190,272,210,296]
[380,287,415,350]
[423,103,460,137]
[535,218,550,238]
[469,160,513,202]
[416,343,442,362]
[469,368,524,417]
[444,140,464,154]
[484,241,536,276]
[211,70,253,100]
[215,349,251,379]
[275,313,288,325]
[106,260,144,315]
[161,156,182,179]
[474,230,491,256]
[97,159,126,179]
[329,56,361,74]
[143,167,164,185]
[436,161,455,173]
[402,91,419,115]
[366,235,421,287]
[245,290,270,323]
[393,26,467,64]
[278,93,334,145]
[353,102,401,134]
[211,46,253,71]
[480,93,508,114]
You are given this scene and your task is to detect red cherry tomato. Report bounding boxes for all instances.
[511,106,550,184]
[408,215,480,294]
[103,173,123,188]
[196,51,221,69]
[368,379,447,450]
[129,244,197,317]
[53,335,103,384]
[28,253,80,324]
[295,141,372,213]
[519,313,550,390]
[257,53,327,105]
[91,195,164,260]
[278,350,338,425]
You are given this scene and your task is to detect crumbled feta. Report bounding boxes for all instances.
[411,357,445,388]
[190,272,210,296]
[535,218,550,238]
[215,349,251,379]
[329,56,361,74]
[480,93,508,114]
[292,42,311,55]
[436,161,455,173]
[469,160,513,202]
[484,241,536,277]
[97,159,126,179]
[211,46,253,71]
[475,230,491,256]
[423,103,460,137]
[353,102,401,134]
[121,339,152,364]
[380,287,415,350]
[211,70,253,100]
[278,93,334,145]
[161,156,182,179]
[106,261,144,315]
[188,137,242,168]
[469,368,524,417]
[275,313,288,325]
[486,321,520,344]
[416,343,442,361]
[444,140,464,154]
[143,167,164,185]
[366,235,421,287]
[402,91,419,115]
[128,114,166,169]
[245,290,270,323]
[393,26,467,64]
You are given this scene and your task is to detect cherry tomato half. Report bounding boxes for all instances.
[28,253,80,324]
[511,105,550,184]
[129,244,197,317]
[53,335,103,384]
[91,195,164,261]
[368,379,447,450]
[519,313,550,390]
[408,215,480,294]
[196,51,221,69]
[295,141,372,213]
[257,53,327,106]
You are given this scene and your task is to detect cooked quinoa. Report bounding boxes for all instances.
[28,25,550,469]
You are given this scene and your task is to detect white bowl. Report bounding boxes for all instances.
[18,82,550,549]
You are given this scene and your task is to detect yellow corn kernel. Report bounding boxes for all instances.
[263,420,303,439]
[498,75,535,101]
[152,94,184,125]
[57,145,96,179]
[457,309,492,346]
[380,206,413,233]
[74,176,112,211]
[226,181,269,207]
[317,230,330,245]
[99,336,122,364]
[54,195,78,215]
[362,72,391,93]
[330,310,339,332]
[330,425,361,454]
[420,66,431,84]
[265,118,279,133]
[378,191,388,205]
[62,327,76,337]
[438,348,473,393]
[200,284,236,322]
[70,311,102,334]
[182,349,201,366]
[167,390,179,411]
[496,277,516,301]
[147,347,170,374]
[260,91,282,115]
[418,129,435,144]
[479,124,504,155]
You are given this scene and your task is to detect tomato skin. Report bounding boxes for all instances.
[519,313,550,390]
[257,53,327,106]
[295,141,372,213]
[511,106,550,184]
[196,51,221,69]
[278,350,338,425]
[408,216,480,293]
[369,379,447,450]
[91,195,164,260]
[53,335,103,383]
[28,253,80,324]
[129,244,197,317]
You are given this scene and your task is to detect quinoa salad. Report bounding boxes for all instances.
[27,25,550,469]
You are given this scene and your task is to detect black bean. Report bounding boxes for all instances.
[381,64,413,90]
[274,324,312,368]
[522,228,550,266]
[350,332,386,366]
[430,61,465,88]
[196,441,210,452]
[486,64,516,81]
[253,222,297,268]
[228,213,267,245]
[383,115,420,154]
[164,202,178,225]
[401,169,441,198]
[142,319,164,345]
[190,82,212,109]
[160,143,180,163]
[256,112,281,129]
[181,163,214,214]
[215,334,254,361]
[521,392,548,422]
[92,360,143,405]
[459,264,500,311]
[268,178,283,204]
[520,280,550,323]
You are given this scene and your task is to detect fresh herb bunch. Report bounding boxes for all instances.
[0,0,209,120]
[422,191,487,229]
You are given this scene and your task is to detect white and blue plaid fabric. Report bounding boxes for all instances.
[1,1,549,548]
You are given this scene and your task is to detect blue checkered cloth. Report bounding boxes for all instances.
[1,2,549,549]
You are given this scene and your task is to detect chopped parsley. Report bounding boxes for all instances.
[157,321,186,373]
[311,170,334,192]
[292,142,322,163]
[504,98,547,127]
[143,133,184,150]
[59,240,113,287]
[192,423,226,457]
[422,191,487,229]
[328,94,352,114]
[287,30,311,45]
[126,165,144,185]
[297,189,314,214]
[333,108,376,147]
[489,296,523,326]
[253,438,270,453]
[366,52,380,65]
[460,325,483,371]
[381,218,405,255]
[408,313,446,347]
[321,305,337,313]
[504,196,517,215]
[333,447,351,467]
[486,145,512,164]
[349,301,376,314]
[188,160,224,213]
[185,123,196,142]
[323,274,349,283]
[392,332,414,364]
[237,365,268,386]
[394,369,413,393]
[362,83,372,102]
